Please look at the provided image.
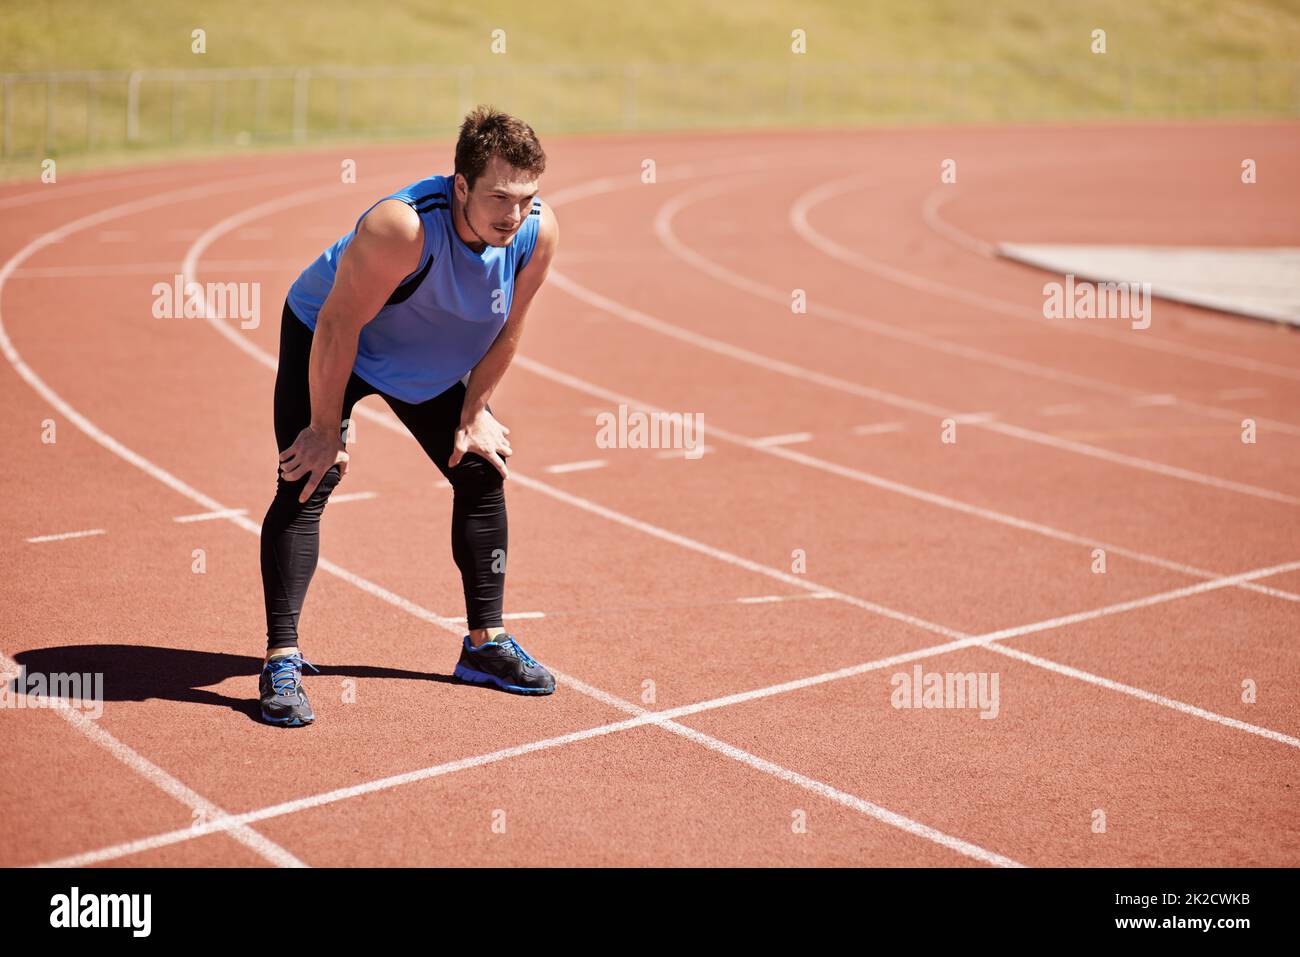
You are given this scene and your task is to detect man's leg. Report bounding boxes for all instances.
[260,301,376,662]
[380,382,507,643]
[380,381,554,695]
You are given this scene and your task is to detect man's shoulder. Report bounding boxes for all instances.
[350,198,425,290]
[530,198,558,258]
[360,174,451,224]
[358,198,423,245]
[362,173,451,256]
[396,173,452,206]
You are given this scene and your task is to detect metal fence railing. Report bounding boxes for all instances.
[3,61,1298,158]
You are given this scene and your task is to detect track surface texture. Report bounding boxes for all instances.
[2,123,1298,868]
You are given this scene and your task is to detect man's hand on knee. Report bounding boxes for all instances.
[279,423,350,503]
[449,408,512,479]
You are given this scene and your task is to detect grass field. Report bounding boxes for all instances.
[2,0,1298,179]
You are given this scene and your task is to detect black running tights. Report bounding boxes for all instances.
[260,300,507,651]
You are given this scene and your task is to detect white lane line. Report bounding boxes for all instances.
[21,267,1290,874]
[1216,387,1266,400]
[2,649,306,868]
[735,592,838,604]
[1039,403,1085,416]
[169,167,1016,867]
[14,263,182,279]
[925,180,1300,343]
[159,162,1289,868]
[551,265,1300,509]
[1131,394,1178,407]
[995,418,1299,504]
[652,716,1024,867]
[445,611,547,623]
[852,421,905,435]
[0,168,339,869]
[630,559,1300,747]
[547,155,1300,443]
[975,560,1300,645]
[543,459,607,474]
[36,713,663,868]
[28,154,1296,873]
[987,642,1300,748]
[919,187,999,257]
[949,411,998,424]
[44,550,1300,869]
[512,462,1300,747]
[513,455,1300,731]
[39,684,1023,869]
[752,432,814,447]
[0,167,196,211]
[515,357,1300,605]
[12,260,297,279]
[655,445,714,458]
[658,172,1300,434]
[909,178,1300,384]
[25,528,106,543]
[328,491,378,504]
[520,466,965,639]
[155,492,373,522]
[602,200,1300,505]
[174,508,248,523]
[630,560,1300,752]
[13,401,1008,868]
[1247,578,1300,602]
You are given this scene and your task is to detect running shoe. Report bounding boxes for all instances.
[259,651,319,726]
[453,634,555,695]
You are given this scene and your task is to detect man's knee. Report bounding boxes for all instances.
[274,462,344,509]
[448,454,504,496]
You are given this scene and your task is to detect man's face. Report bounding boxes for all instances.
[457,155,540,247]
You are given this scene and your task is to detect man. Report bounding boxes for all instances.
[258,106,559,727]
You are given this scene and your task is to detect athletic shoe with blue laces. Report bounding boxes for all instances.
[453,633,555,695]
[259,651,319,726]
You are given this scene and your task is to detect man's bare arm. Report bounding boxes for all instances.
[460,199,560,424]
[278,199,423,503]
[445,200,558,479]
[308,199,424,432]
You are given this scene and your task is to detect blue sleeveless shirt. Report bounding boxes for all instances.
[286,174,542,403]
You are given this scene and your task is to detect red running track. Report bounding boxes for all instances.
[1,122,1298,867]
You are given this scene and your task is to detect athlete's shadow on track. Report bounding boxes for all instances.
[10,645,460,724]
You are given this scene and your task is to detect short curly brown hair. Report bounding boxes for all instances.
[454,105,547,190]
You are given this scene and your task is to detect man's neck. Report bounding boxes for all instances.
[450,189,488,254]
